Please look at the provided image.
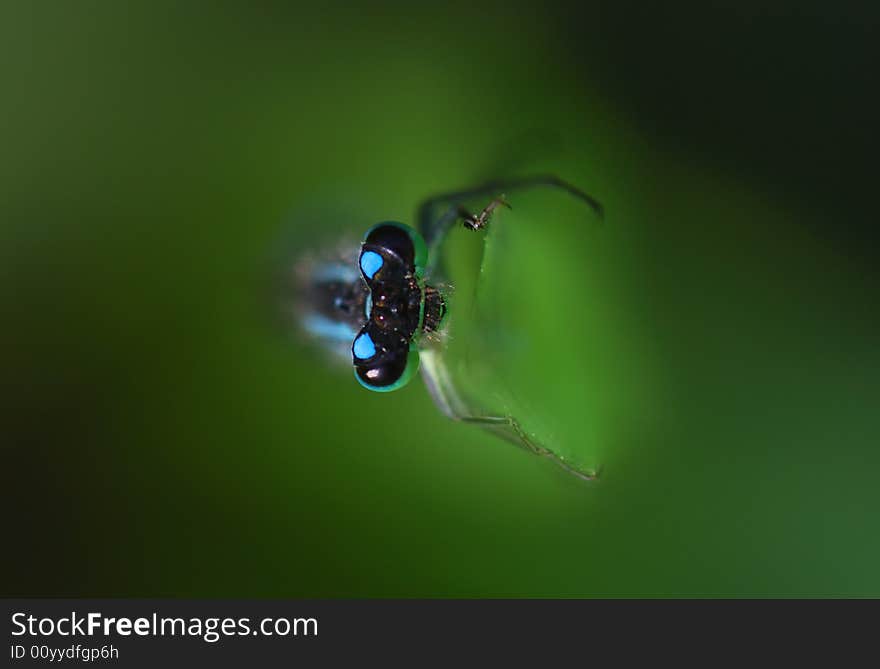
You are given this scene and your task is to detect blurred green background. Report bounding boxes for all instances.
[2,1,879,596]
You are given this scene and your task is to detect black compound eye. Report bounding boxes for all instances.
[364,223,416,270]
[355,357,406,389]
[354,347,420,392]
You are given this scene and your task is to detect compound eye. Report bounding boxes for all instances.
[354,348,420,392]
[363,222,427,274]
[365,223,414,267]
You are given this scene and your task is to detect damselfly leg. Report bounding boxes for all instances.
[418,174,603,273]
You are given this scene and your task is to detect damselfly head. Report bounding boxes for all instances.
[291,222,445,391]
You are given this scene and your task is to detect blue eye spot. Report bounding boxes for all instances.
[352,331,377,360]
[359,250,384,279]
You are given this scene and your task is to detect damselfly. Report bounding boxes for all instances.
[290,176,603,481]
